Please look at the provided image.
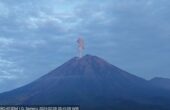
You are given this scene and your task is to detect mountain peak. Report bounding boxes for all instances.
[41,54,120,78]
[74,54,101,60]
[73,54,108,65]
[66,54,112,71]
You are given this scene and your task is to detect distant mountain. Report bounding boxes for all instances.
[150,77,170,90]
[0,55,170,110]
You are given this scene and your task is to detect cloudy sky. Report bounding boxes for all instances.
[0,0,170,93]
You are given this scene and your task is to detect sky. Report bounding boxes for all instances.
[0,0,170,93]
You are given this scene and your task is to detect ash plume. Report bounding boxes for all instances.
[77,37,84,58]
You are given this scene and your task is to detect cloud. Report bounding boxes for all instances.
[0,56,24,83]
[0,37,14,48]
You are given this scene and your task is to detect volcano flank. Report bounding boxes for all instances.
[0,55,170,110]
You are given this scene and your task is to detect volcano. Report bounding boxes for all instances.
[0,55,170,110]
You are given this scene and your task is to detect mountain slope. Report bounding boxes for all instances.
[150,77,170,90]
[0,55,170,110]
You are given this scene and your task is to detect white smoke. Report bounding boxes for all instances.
[77,37,85,58]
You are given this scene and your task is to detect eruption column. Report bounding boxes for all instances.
[77,37,85,58]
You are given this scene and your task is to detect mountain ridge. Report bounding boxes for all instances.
[150,77,170,90]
